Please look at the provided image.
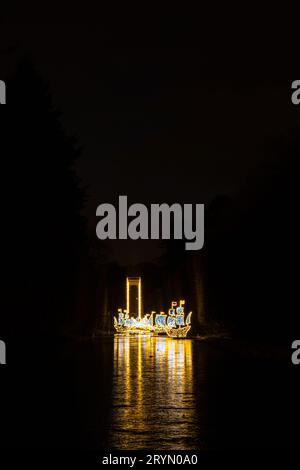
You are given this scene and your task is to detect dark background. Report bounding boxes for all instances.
[0,8,299,452]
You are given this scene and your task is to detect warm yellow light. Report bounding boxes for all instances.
[126,277,142,319]
[126,278,129,313]
[138,278,142,320]
[114,279,192,338]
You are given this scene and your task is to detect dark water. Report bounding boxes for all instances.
[1,335,299,449]
[109,335,202,450]
[83,335,299,450]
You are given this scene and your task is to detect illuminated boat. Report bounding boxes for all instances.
[113,278,192,338]
[163,300,192,338]
[113,302,192,338]
[113,311,154,335]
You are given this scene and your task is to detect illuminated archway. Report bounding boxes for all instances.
[126,277,142,320]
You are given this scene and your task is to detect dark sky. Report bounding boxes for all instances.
[1,13,299,264]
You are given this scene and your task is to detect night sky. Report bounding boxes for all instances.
[1,11,298,264]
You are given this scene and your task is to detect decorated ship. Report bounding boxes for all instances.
[155,301,192,338]
[113,278,192,338]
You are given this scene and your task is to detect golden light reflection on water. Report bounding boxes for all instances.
[110,335,202,450]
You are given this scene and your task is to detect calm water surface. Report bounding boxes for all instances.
[2,335,299,449]
[109,335,204,450]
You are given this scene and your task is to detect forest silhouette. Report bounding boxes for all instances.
[0,58,299,452]
[1,60,299,349]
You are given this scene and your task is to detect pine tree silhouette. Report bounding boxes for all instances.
[1,59,87,338]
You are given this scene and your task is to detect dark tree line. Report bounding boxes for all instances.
[1,60,298,347]
[145,132,300,344]
[1,60,89,339]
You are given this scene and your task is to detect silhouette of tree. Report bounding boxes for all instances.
[1,59,87,338]
[204,130,300,343]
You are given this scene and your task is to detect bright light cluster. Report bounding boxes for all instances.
[113,280,192,338]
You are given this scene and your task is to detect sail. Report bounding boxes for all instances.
[155,314,167,328]
[167,316,176,327]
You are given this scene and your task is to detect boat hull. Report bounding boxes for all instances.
[164,325,191,338]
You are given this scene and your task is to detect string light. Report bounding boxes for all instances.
[113,278,192,338]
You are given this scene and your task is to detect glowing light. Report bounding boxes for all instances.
[126,277,142,320]
[113,278,192,338]
[110,335,195,449]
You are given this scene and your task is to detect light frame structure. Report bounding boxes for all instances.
[114,279,192,339]
[126,277,142,320]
